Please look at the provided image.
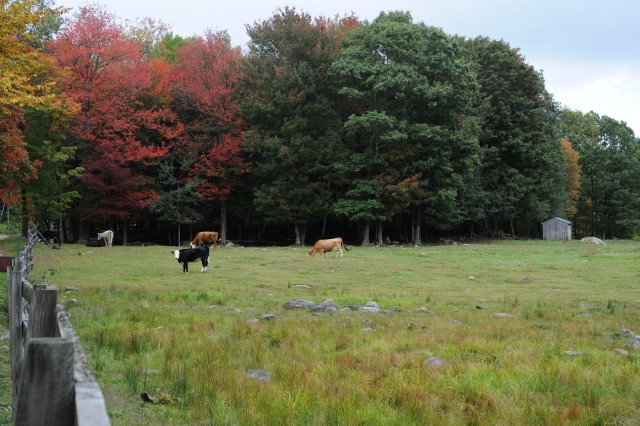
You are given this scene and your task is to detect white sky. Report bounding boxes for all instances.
[54,0,640,136]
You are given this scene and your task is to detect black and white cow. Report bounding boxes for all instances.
[172,246,209,273]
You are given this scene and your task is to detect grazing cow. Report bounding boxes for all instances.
[190,231,219,250]
[97,230,113,247]
[172,245,209,273]
[308,237,349,258]
[39,229,61,245]
[86,237,106,247]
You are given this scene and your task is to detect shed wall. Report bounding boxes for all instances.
[542,219,572,240]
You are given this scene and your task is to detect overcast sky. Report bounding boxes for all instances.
[54,0,640,136]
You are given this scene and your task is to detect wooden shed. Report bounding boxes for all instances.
[541,217,572,241]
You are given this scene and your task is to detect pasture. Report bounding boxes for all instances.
[29,240,640,424]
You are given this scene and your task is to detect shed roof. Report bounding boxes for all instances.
[541,217,572,225]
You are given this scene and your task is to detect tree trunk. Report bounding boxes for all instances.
[321,214,327,236]
[376,221,383,245]
[294,224,306,246]
[123,220,128,246]
[361,220,370,246]
[220,203,227,245]
[21,186,28,238]
[412,207,422,246]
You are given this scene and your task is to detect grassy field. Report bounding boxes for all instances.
[14,240,640,424]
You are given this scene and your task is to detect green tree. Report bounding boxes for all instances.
[330,11,479,245]
[559,110,640,238]
[462,37,567,237]
[241,7,355,244]
[150,154,202,245]
[23,95,82,235]
[149,32,185,63]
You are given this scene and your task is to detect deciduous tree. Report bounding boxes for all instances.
[171,30,245,243]
[50,4,181,239]
[463,36,567,237]
[330,11,479,245]
[242,7,356,244]
[1,0,68,235]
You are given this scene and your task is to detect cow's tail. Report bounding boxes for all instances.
[342,241,350,251]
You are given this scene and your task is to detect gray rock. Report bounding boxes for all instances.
[564,350,584,356]
[580,236,607,246]
[292,284,312,289]
[311,299,338,313]
[425,357,446,368]
[476,305,488,310]
[283,299,318,310]
[246,369,272,382]
[616,328,636,336]
[624,336,640,349]
[260,314,277,321]
[341,305,360,311]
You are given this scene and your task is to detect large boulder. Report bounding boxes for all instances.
[580,236,606,246]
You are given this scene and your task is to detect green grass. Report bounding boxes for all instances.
[14,241,640,424]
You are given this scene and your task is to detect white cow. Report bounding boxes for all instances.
[97,230,114,247]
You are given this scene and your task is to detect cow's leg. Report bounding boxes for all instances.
[337,247,343,258]
[183,261,189,273]
[201,256,208,272]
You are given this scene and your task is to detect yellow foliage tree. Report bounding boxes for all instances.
[0,0,65,114]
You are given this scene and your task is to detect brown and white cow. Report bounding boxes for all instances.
[308,237,349,258]
[190,231,219,249]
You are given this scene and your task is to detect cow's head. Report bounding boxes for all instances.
[190,242,196,248]
[172,250,180,261]
[308,250,315,257]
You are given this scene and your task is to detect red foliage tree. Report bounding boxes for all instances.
[170,31,245,240]
[49,4,181,225]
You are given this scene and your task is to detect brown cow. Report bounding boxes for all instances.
[308,237,349,258]
[190,231,219,250]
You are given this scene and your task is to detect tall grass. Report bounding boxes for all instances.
[28,240,640,424]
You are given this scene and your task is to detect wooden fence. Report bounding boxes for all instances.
[6,228,111,425]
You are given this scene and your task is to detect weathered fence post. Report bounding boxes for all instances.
[8,258,24,416]
[14,338,75,426]
[26,285,58,340]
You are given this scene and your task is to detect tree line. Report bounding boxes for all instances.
[2,0,639,245]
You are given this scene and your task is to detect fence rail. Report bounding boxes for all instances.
[6,227,110,425]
